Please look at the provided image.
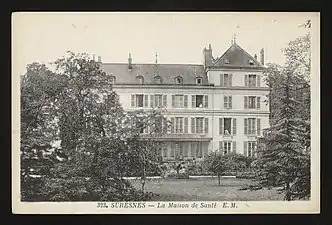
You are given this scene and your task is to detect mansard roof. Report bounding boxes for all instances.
[101,63,208,85]
[212,43,264,70]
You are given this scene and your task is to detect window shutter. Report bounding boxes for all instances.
[257,96,261,109]
[219,117,223,135]
[232,118,237,135]
[232,141,236,153]
[245,75,249,87]
[162,119,167,133]
[204,118,209,133]
[220,74,224,87]
[244,141,248,156]
[172,95,175,108]
[184,117,188,133]
[224,96,228,108]
[150,95,154,107]
[163,95,167,107]
[253,119,256,135]
[170,117,175,133]
[184,95,188,108]
[144,95,148,107]
[192,95,196,108]
[244,118,248,135]
[204,95,208,108]
[257,75,261,87]
[219,141,223,151]
[229,96,232,108]
[191,118,195,133]
[257,118,261,136]
[131,95,135,107]
[244,96,248,108]
[229,74,233,86]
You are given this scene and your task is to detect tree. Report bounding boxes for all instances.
[20,62,65,201]
[203,151,247,186]
[20,52,166,201]
[249,33,311,201]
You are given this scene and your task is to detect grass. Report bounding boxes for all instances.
[130,177,283,201]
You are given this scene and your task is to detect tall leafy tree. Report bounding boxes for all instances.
[249,33,311,201]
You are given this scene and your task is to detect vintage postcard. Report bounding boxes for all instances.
[12,12,320,214]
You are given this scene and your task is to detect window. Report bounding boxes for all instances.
[247,141,256,157]
[224,58,230,64]
[223,142,232,155]
[196,118,204,134]
[244,118,261,135]
[196,95,204,108]
[220,74,232,87]
[224,96,232,108]
[196,77,202,84]
[192,95,208,108]
[175,76,183,84]
[154,94,163,107]
[248,96,256,108]
[136,76,144,84]
[110,76,116,84]
[245,74,261,87]
[224,118,231,135]
[154,76,162,84]
[196,142,203,158]
[219,118,236,135]
[131,94,146,108]
[175,117,184,133]
[244,96,261,109]
[249,59,254,65]
[172,95,184,108]
[248,75,256,87]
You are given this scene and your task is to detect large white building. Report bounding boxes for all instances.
[100,42,269,161]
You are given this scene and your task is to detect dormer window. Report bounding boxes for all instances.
[196,77,203,85]
[175,76,183,84]
[110,75,116,84]
[249,59,254,65]
[224,58,230,64]
[154,75,162,84]
[136,75,144,84]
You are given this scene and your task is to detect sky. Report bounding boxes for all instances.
[12,12,318,75]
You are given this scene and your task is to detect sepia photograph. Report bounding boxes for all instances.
[12,12,320,214]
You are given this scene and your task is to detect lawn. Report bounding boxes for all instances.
[130,177,283,201]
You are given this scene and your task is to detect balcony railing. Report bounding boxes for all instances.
[141,133,212,141]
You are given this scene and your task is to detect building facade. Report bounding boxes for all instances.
[100,42,269,161]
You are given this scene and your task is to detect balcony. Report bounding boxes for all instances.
[141,133,212,142]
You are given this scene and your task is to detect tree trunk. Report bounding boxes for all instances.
[285,182,291,201]
[217,172,221,186]
[141,163,146,193]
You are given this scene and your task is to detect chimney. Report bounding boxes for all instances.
[254,54,257,60]
[260,48,265,65]
[98,56,102,63]
[92,54,96,61]
[203,44,213,69]
[128,53,132,70]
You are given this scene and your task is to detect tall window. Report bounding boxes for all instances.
[244,96,261,109]
[224,96,232,108]
[220,74,232,87]
[245,74,261,87]
[173,95,184,108]
[245,141,256,157]
[135,94,143,107]
[244,118,261,135]
[223,142,232,155]
[175,117,184,133]
[196,142,203,158]
[154,94,163,107]
[192,95,208,108]
[195,118,204,133]
[219,118,237,135]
